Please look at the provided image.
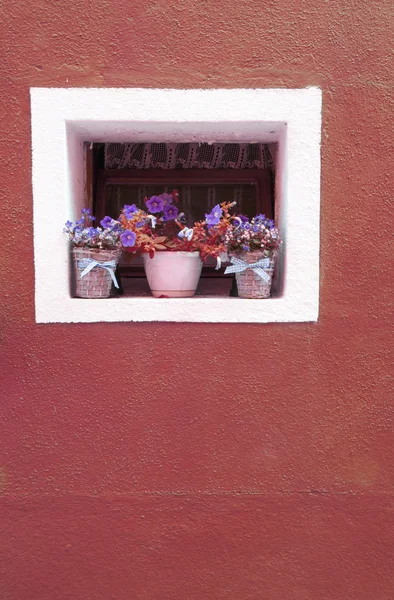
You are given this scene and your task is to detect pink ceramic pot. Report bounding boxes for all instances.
[143,251,203,298]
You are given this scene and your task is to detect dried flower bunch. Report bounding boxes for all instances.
[119,191,236,261]
[225,214,281,256]
[64,208,122,249]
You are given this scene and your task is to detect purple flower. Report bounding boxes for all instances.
[81,208,95,222]
[121,231,136,247]
[267,219,275,229]
[145,196,164,213]
[64,220,73,229]
[252,225,260,233]
[100,216,115,228]
[123,204,138,219]
[238,214,249,223]
[159,193,173,206]
[205,204,223,226]
[87,227,100,237]
[254,214,266,223]
[242,244,250,252]
[244,223,251,231]
[162,204,179,221]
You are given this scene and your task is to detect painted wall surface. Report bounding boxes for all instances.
[0,1,393,599]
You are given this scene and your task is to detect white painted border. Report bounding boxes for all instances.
[30,87,322,323]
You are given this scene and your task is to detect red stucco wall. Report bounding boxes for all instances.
[1,1,393,599]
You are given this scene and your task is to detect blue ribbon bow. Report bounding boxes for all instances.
[78,258,119,289]
[224,256,271,282]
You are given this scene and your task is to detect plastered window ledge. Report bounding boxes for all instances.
[30,87,322,324]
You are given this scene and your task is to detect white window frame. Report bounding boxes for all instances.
[30,87,322,323]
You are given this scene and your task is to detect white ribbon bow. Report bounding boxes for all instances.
[224,256,271,282]
[78,258,119,288]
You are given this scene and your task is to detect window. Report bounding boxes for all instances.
[91,144,276,297]
[31,87,322,323]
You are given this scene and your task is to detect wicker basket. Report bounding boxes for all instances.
[234,250,276,299]
[73,247,121,299]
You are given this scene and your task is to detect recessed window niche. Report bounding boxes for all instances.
[30,87,322,323]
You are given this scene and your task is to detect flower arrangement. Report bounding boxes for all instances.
[118,191,235,262]
[224,214,281,299]
[64,208,123,299]
[63,201,281,300]
[225,214,281,256]
[63,208,122,249]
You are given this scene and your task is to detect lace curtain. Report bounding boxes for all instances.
[104,143,276,171]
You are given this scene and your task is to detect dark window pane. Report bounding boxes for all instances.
[104,183,257,225]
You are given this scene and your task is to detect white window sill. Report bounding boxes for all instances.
[36,295,318,324]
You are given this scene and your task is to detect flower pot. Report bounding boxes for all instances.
[143,251,203,298]
[233,250,276,299]
[73,247,121,298]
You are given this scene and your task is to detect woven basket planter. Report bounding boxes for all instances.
[73,247,122,299]
[234,250,276,299]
